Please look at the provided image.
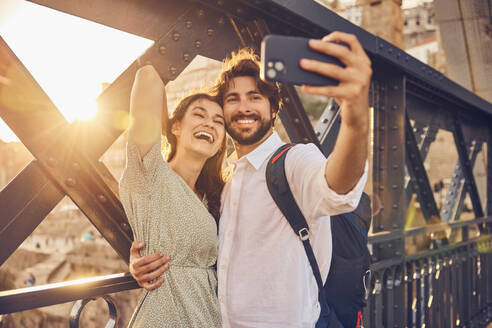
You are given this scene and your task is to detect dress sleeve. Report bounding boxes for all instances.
[119,136,165,194]
[285,143,368,222]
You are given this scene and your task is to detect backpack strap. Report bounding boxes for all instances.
[266,144,340,327]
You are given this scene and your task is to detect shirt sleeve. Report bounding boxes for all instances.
[119,136,165,194]
[284,143,368,222]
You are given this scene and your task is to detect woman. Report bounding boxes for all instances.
[119,64,226,327]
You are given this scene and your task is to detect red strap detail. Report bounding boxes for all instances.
[271,145,295,164]
[356,311,362,328]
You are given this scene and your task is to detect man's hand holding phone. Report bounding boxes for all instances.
[300,32,372,129]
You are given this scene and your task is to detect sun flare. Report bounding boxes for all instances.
[0,0,153,141]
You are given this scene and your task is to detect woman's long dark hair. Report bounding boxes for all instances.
[164,93,227,222]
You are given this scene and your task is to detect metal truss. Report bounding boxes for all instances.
[0,0,492,326]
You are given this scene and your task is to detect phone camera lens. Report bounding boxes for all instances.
[266,68,277,79]
[274,61,285,72]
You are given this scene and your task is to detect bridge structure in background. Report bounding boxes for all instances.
[0,1,491,327]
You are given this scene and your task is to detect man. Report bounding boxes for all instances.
[129,32,372,327]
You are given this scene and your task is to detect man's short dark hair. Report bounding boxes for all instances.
[211,48,282,114]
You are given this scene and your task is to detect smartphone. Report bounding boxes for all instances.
[260,35,345,86]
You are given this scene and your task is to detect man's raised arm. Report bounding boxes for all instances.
[300,32,372,194]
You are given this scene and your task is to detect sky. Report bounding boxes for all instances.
[0,0,153,142]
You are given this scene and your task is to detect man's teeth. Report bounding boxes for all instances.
[237,119,255,124]
[194,131,214,143]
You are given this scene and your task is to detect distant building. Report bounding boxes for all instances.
[403,0,436,49]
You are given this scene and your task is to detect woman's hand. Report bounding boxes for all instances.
[129,241,171,291]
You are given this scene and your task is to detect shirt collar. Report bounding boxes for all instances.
[230,132,284,170]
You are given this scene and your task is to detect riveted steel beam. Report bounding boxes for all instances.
[441,141,482,222]
[404,121,439,209]
[314,100,340,156]
[453,119,484,219]
[404,113,440,222]
[0,160,64,266]
[371,70,405,260]
[29,0,191,41]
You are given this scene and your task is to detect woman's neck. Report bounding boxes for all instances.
[169,150,207,194]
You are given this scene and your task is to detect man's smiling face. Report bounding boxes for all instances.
[223,76,274,145]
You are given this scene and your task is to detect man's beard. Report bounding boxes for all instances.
[226,114,273,145]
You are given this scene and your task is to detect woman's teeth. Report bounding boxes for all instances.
[194,131,214,143]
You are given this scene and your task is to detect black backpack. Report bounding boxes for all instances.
[266,144,372,328]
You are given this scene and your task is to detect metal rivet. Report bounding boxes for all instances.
[294,118,300,124]
[379,146,385,151]
[392,125,398,130]
[121,222,131,231]
[169,66,177,75]
[379,225,385,230]
[198,9,205,17]
[380,126,385,131]
[218,17,225,25]
[65,177,77,187]
[388,48,393,54]
[97,194,107,203]
[236,7,243,14]
[393,204,398,209]
[302,137,309,143]
[183,53,190,62]
[392,105,398,110]
[284,97,290,103]
[185,21,192,29]
[172,32,180,41]
[379,166,384,170]
[393,164,399,169]
[392,145,397,150]
[379,185,384,190]
[393,85,398,91]
[392,185,398,189]
[194,40,201,48]
[159,46,167,55]
[207,28,214,36]
[47,157,58,168]
[217,0,224,6]
[379,43,384,49]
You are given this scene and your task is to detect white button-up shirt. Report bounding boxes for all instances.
[218,132,368,328]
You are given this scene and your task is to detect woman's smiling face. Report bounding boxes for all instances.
[172,98,225,159]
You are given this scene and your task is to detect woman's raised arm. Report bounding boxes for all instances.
[129,64,167,158]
